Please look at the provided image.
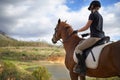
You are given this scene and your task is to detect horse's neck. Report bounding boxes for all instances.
[63,34,80,53]
[60,25,81,54]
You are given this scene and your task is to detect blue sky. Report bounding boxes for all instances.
[66,0,120,11]
[101,0,120,6]
[0,0,120,43]
[66,0,89,11]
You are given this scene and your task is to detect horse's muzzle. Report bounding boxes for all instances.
[52,38,57,44]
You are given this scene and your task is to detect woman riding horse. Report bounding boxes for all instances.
[52,1,120,80]
[52,19,120,80]
[73,0,104,76]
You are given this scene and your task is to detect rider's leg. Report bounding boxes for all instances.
[73,37,100,76]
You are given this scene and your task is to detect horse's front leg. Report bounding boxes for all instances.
[79,76,86,80]
[69,71,79,80]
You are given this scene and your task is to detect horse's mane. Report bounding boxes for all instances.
[61,21,74,34]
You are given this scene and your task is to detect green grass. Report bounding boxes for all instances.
[0,60,34,80]
[0,47,64,61]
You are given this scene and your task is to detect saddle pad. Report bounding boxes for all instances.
[73,42,112,69]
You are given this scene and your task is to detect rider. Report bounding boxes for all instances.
[73,0,105,76]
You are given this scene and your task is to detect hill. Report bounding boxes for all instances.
[0,31,16,42]
[0,31,18,46]
[0,31,53,47]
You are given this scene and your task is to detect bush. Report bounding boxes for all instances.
[32,66,51,80]
[0,61,51,80]
[0,61,36,80]
[0,61,19,80]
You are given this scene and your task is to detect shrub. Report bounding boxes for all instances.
[0,61,19,80]
[0,61,36,80]
[32,66,51,80]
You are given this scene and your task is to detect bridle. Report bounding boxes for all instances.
[54,27,76,43]
[54,27,90,44]
[62,31,76,43]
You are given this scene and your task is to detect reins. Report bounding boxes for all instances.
[59,32,90,43]
[51,31,76,55]
[59,31,76,43]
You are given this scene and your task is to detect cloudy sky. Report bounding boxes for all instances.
[0,0,120,43]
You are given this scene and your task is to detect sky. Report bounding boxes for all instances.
[0,0,120,44]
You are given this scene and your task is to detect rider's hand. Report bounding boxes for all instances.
[73,30,78,34]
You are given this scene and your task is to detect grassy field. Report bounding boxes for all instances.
[0,46,64,61]
[0,46,120,80]
[0,46,65,80]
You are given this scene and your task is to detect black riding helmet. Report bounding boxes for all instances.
[88,0,101,10]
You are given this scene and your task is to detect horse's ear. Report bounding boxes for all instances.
[58,19,61,24]
[65,20,67,23]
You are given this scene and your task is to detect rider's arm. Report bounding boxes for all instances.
[78,20,93,32]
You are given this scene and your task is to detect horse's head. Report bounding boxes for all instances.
[52,19,65,44]
[52,19,71,44]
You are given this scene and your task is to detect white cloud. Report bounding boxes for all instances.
[100,2,120,41]
[0,0,120,43]
[5,5,29,17]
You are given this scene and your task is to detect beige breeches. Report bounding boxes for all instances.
[75,37,101,54]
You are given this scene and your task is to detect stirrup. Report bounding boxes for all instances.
[73,64,86,76]
[73,64,81,73]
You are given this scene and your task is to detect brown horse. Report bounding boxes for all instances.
[52,19,120,80]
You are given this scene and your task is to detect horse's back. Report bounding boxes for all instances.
[89,41,120,77]
[108,41,120,72]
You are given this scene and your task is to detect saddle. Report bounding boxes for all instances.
[82,36,110,61]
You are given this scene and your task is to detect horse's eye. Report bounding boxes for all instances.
[55,28,56,31]
[55,28,58,31]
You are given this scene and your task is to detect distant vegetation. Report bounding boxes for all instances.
[0,46,64,61]
[0,40,53,47]
[0,32,53,47]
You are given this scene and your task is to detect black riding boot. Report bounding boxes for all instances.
[73,53,86,76]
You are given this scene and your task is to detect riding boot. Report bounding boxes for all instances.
[73,53,86,76]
